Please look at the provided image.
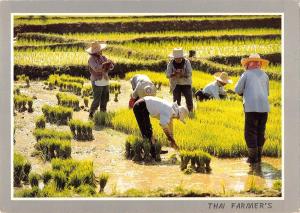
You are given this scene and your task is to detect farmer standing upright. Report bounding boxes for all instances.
[166,48,193,112]
[86,42,114,119]
[235,53,270,164]
[128,74,157,108]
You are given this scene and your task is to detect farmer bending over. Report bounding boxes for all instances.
[86,42,114,119]
[195,72,232,101]
[133,96,189,151]
[128,74,157,108]
[166,48,193,112]
[235,53,270,164]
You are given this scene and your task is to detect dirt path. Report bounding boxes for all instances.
[14,81,281,195]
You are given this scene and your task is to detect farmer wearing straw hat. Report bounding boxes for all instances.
[86,42,114,119]
[195,72,232,101]
[166,48,193,112]
[133,96,189,155]
[235,53,270,164]
[128,74,157,108]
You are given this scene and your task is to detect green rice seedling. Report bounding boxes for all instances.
[27,99,33,112]
[114,92,119,102]
[16,74,30,87]
[82,85,92,97]
[69,161,95,188]
[42,104,73,125]
[56,92,80,111]
[68,119,94,141]
[33,128,73,141]
[35,115,46,129]
[42,170,52,185]
[29,172,41,187]
[179,150,212,173]
[131,138,143,162]
[83,97,89,107]
[246,176,263,194]
[272,180,281,192]
[14,87,21,95]
[142,140,152,162]
[93,111,114,127]
[14,152,31,187]
[99,173,109,193]
[75,184,96,196]
[51,158,78,176]
[15,186,40,198]
[52,170,67,191]
[23,161,32,183]
[34,138,71,161]
[14,94,32,112]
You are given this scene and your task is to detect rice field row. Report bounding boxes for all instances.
[14,15,280,26]
[109,100,281,158]
[16,28,281,44]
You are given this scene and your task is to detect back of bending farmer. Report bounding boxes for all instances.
[195,72,232,101]
[235,53,270,164]
[86,42,114,119]
[133,96,189,151]
[129,74,157,108]
[166,48,193,112]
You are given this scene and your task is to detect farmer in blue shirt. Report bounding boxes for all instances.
[235,54,270,164]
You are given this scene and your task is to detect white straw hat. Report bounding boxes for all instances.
[169,48,187,59]
[214,72,232,84]
[241,53,269,68]
[86,42,107,54]
[144,85,156,96]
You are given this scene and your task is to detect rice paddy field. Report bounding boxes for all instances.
[13,15,282,198]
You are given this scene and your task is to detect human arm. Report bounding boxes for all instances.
[160,114,178,149]
[234,73,247,96]
[166,61,175,78]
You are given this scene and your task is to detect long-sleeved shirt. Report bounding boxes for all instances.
[88,55,114,85]
[166,59,192,92]
[234,69,270,112]
[203,81,227,99]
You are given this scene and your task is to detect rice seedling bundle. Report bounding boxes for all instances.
[13,152,31,187]
[109,80,121,94]
[29,172,41,187]
[125,135,161,162]
[179,150,212,173]
[14,94,34,112]
[68,119,94,141]
[33,128,73,141]
[41,104,73,125]
[98,173,109,193]
[35,115,46,129]
[51,159,96,190]
[34,138,71,161]
[56,92,80,111]
[16,74,30,87]
[93,111,115,127]
[82,85,92,97]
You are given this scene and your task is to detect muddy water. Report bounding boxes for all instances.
[14,81,281,195]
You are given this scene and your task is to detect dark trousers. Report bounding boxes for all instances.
[133,99,153,140]
[173,85,193,111]
[244,112,268,148]
[90,84,109,113]
[195,90,210,101]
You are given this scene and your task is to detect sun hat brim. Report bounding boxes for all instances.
[168,53,188,58]
[241,58,269,68]
[85,43,107,54]
[214,76,233,84]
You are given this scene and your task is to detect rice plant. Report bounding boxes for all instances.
[68,119,94,141]
[14,94,34,113]
[41,104,73,125]
[13,152,31,187]
[56,92,80,111]
[98,173,109,193]
[35,115,46,129]
[33,128,73,141]
[29,172,41,187]
[179,150,212,173]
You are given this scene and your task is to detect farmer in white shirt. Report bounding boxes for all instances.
[133,96,189,152]
[235,53,270,164]
[86,42,114,118]
[195,72,232,101]
[128,74,157,108]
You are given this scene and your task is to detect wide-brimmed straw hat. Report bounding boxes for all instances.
[86,42,107,54]
[172,102,189,124]
[214,72,232,84]
[241,53,269,68]
[169,48,187,59]
[144,85,156,96]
